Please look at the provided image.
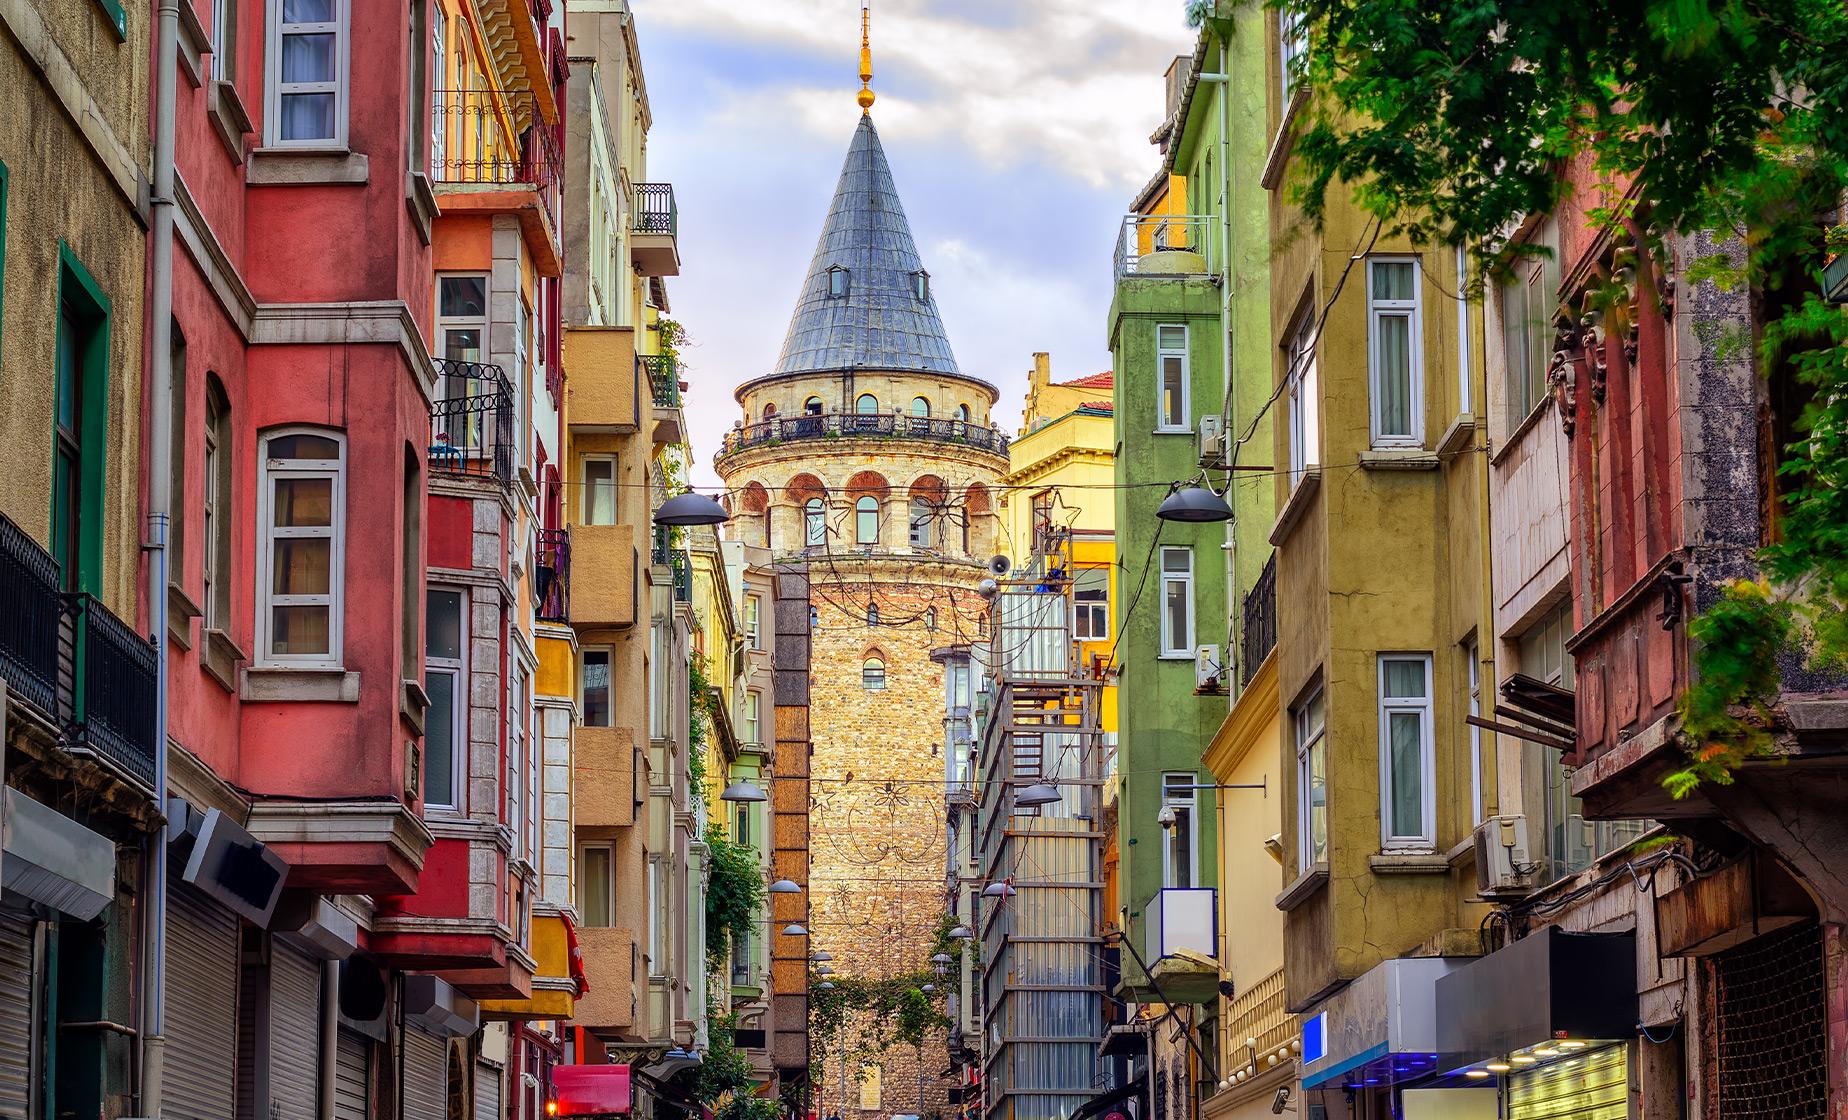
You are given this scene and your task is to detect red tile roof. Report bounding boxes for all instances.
[1056,370,1114,390]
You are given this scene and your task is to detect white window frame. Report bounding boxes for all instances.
[1155,324,1190,432]
[862,658,886,691]
[424,584,468,812]
[1158,546,1194,659]
[1280,4,1307,104]
[211,0,236,80]
[1286,310,1319,476]
[803,498,826,547]
[429,1,446,176]
[1160,772,1198,889]
[202,385,227,630]
[1073,567,1109,641]
[1295,686,1327,869]
[647,625,664,740]
[436,272,490,363]
[507,660,529,861]
[581,456,617,525]
[745,594,764,649]
[1466,640,1483,826]
[255,427,346,667]
[581,646,613,729]
[265,0,350,148]
[855,496,879,545]
[1377,654,1437,850]
[1366,257,1425,447]
[578,842,615,927]
[743,690,762,746]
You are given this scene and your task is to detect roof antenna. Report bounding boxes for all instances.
[857,1,875,114]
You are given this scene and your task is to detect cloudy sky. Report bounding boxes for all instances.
[627,0,1198,488]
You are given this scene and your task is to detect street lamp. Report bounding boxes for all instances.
[782,923,809,937]
[930,953,952,965]
[1014,781,1061,808]
[654,492,730,527]
[720,779,768,802]
[948,926,973,941]
[769,879,802,893]
[1156,483,1233,523]
[810,950,833,961]
[982,880,1017,898]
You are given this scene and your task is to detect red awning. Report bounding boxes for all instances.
[553,1065,632,1116]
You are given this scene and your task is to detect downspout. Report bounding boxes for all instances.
[1469,245,1500,821]
[1195,50,1233,692]
[140,0,180,1115]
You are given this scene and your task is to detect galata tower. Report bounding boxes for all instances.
[714,100,1008,1116]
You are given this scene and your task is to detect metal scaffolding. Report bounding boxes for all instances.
[971,547,1108,1120]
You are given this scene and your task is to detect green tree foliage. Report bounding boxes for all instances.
[1279,0,1848,792]
[705,821,765,969]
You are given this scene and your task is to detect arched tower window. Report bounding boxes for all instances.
[762,403,777,420]
[926,607,937,631]
[856,393,878,415]
[804,396,824,416]
[956,403,971,423]
[909,498,932,548]
[866,600,879,626]
[862,657,886,690]
[855,496,879,544]
[804,498,825,546]
[911,396,930,417]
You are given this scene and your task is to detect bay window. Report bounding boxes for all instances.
[1367,258,1424,446]
[256,429,345,665]
[424,587,466,810]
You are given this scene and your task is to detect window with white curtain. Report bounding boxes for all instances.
[212,0,238,80]
[1378,654,1435,849]
[1368,259,1424,446]
[1158,547,1194,658]
[424,587,465,811]
[257,429,345,665]
[1157,324,1189,431]
[267,0,348,146]
[582,458,616,525]
[1295,686,1327,867]
[743,691,761,745]
[1285,308,1319,476]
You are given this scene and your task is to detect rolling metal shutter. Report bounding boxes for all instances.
[0,908,37,1120]
[334,1028,371,1120]
[1506,1043,1627,1120]
[475,1060,503,1120]
[165,887,239,1120]
[269,944,323,1120]
[402,1026,448,1120]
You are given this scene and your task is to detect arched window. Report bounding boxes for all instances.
[862,657,886,690]
[956,403,971,423]
[258,428,346,665]
[909,498,932,548]
[855,496,879,544]
[866,601,879,626]
[762,403,777,420]
[804,498,825,546]
[804,396,824,416]
[910,396,930,417]
[856,393,878,415]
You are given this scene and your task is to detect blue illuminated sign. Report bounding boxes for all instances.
[1302,1012,1328,1065]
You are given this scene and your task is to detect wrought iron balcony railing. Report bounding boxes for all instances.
[652,525,672,567]
[430,357,515,488]
[66,593,160,789]
[432,89,562,214]
[715,413,1010,463]
[536,528,570,623]
[0,513,158,790]
[1113,213,1217,279]
[1240,552,1277,685]
[670,550,692,603]
[633,183,678,236]
[639,354,679,408]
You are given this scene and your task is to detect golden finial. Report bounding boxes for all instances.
[856,2,875,113]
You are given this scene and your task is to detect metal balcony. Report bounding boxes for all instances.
[0,513,63,718]
[670,550,692,603]
[639,354,680,408]
[537,528,570,623]
[65,593,159,790]
[715,413,1009,465]
[432,89,562,215]
[631,183,680,276]
[1113,213,1217,279]
[1241,552,1277,684]
[429,357,515,488]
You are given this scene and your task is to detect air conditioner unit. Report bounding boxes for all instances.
[1198,414,1228,469]
[1195,645,1222,691]
[1473,814,1536,896]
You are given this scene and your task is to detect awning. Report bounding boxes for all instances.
[1069,1079,1144,1120]
[554,1064,632,1116]
[2,787,114,919]
[1299,957,1460,1090]
[1436,927,1635,1065]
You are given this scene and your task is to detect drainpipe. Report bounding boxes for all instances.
[139,0,179,1115]
[320,961,339,1120]
[1195,52,1233,678]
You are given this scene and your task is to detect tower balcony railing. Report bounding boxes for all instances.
[1113,213,1217,279]
[430,357,516,488]
[715,412,1009,465]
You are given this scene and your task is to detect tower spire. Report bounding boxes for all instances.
[856,2,875,113]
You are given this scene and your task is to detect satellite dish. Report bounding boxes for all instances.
[989,554,1011,576]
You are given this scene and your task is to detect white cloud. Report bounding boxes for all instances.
[634,0,1190,190]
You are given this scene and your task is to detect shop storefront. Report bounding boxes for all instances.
[1297,958,1465,1118]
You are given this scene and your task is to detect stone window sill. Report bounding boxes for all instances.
[1358,447,1440,472]
[207,80,252,165]
[201,627,244,694]
[1436,412,1477,457]
[1276,865,1328,911]
[405,171,436,244]
[1261,87,1310,192]
[247,147,370,186]
[241,666,360,703]
[167,582,202,650]
[401,678,429,734]
[1369,850,1450,874]
[1268,468,1321,546]
[175,0,209,87]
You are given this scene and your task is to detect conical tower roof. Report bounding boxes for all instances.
[772,115,961,377]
